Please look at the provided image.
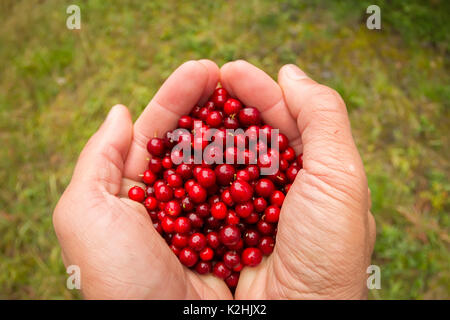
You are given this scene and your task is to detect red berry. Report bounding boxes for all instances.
[165,200,181,217]
[223,117,239,129]
[178,115,193,129]
[225,272,239,288]
[149,157,163,173]
[161,216,175,233]
[282,146,295,162]
[235,201,254,218]
[197,168,216,188]
[189,233,207,251]
[277,133,289,151]
[223,98,242,116]
[206,110,223,128]
[244,229,261,247]
[172,233,189,248]
[213,261,231,279]
[211,202,227,219]
[174,216,191,234]
[128,186,146,202]
[297,153,303,168]
[257,220,275,236]
[270,190,285,207]
[219,225,241,246]
[176,163,193,180]
[264,205,280,223]
[199,247,214,261]
[187,212,204,229]
[253,197,268,212]
[225,210,240,225]
[147,138,165,157]
[215,164,236,186]
[223,250,240,269]
[155,184,173,201]
[241,247,263,267]
[255,178,275,198]
[230,180,253,203]
[195,261,212,274]
[167,173,183,187]
[179,247,198,267]
[144,196,158,211]
[238,107,261,127]
[188,183,207,204]
[207,231,220,249]
[259,236,275,255]
[142,170,157,185]
[286,165,299,182]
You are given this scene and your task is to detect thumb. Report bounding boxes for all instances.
[278,64,368,207]
[71,105,133,195]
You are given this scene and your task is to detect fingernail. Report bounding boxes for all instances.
[284,64,309,80]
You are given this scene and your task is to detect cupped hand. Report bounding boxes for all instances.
[220,60,376,299]
[53,60,233,299]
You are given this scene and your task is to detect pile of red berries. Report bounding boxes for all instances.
[128,87,303,290]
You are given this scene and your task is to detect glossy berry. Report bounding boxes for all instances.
[225,272,239,288]
[223,251,240,269]
[155,184,173,202]
[179,247,198,267]
[215,164,236,186]
[219,225,241,246]
[244,229,261,247]
[241,247,263,267]
[238,107,261,127]
[259,236,275,255]
[230,180,253,203]
[199,247,214,261]
[188,183,207,204]
[211,202,227,220]
[144,196,158,211]
[173,216,191,234]
[178,115,193,129]
[213,261,231,279]
[264,205,280,223]
[128,186,146,202]
[142,170,157,185]
[223,98,242,116]
[189,233,207,251]
[195,261,212,274]
[206,110,223,128]
[197,168,216,188]
[147,138,165,157]
[165,200,181,217]
[235,201,254,218]
[207,231,220,249]
[255,178,275,198]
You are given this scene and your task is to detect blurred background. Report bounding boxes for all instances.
[0,0,448,299]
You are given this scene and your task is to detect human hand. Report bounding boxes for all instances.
[53,60,233,299]
[219,60,376,299]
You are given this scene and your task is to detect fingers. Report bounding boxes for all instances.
[124,60,220,180]
[220,60,302,153]
[71,105,133,195]
[278,64,367,201]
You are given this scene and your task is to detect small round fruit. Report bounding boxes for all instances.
[147,138,165,157]
[213,261,231,279]
[219,225,241,246]
[128,186,146,202]
[230,180,253,203]
[241,247,263,267]
[179,247,198,267]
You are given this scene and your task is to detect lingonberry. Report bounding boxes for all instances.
[245,212,260,224]
[223,251,240,269]
[211,201,227,220]
[173,187,185,199]
[244,229,261,247]
[223,98,242,116]
[174,216,191,234]
[155,184,173,202]
[225,210,240,225]
[277,132,289,151]
[172,233,189,248]
[179,247,198,267]
[206,231,220,249]
[259,236,275,255]
[286,165,299,182]
[235,201,254,218]
[148,157,163,173]
[219,225,241,246]
[270,190,285,207]
[176,163,193,180]
[187,212,204,229]
[197,167,216,188]
[188,183,207,204]
[206,110,223,128]
[225,272,239,288]
[215,164,236,186]
[147,138,165,157]
[199,247,214,261]
[189,233,207,251]
[257,220,275,236]
[165,200,181,217]
[238,107,261,127]
[142,170,157,185]
[230,180,253,203]
[128,186,146,202]
[178,115,193,130]
[161,216,175,233]
[167,173,183,187]
[241,247,263,267]
[144,196,158,211]
[213,261,231,279]
[255,178,275,198]
[264,205,280,223]
[282,146,296,162]
[223,116,239,129]
[195,261,212,274]
[195,203,210,218]
[220,188,234,207]
[236,169,251,182]
[253,197,268,213]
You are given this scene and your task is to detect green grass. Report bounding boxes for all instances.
[0,0,448,299]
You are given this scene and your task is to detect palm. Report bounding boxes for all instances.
[219,61,375,299]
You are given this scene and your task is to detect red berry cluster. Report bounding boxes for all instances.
[128,87,303,290]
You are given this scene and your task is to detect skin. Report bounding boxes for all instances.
[53,59,375,300]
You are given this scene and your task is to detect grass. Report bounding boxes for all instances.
[0,0,448,299]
